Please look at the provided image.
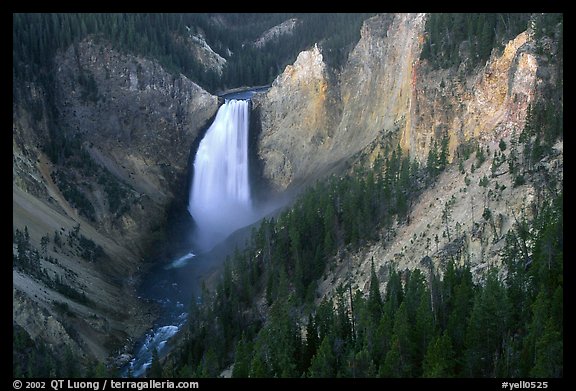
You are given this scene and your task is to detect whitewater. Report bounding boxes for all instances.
[189,99,255,251]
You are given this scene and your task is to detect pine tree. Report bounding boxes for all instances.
[446,269,474,367]
[530,318,562,377]
[303,314,319,371]
[249,348,269,378]
[94,361,109,377]
[438,133,450,171]
[367,259,383,320]
[352,347,376,377]
[520,290,548,376]
[198,348,219,378]
[266,299,299,377]
[422,332,455,377]
[308,335,335,377]
[385,266,403,310]
[385,302,415,377]
[375,300,395,367]
[427,140,439,180]
[62,345,79,377]
[232,336,252,378]
[40,235,49,255]
[380,335,402,377]
[414,288,435,375]
[464,271,511,377]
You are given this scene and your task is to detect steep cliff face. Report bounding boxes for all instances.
[13,37,218,365]
[403,31,538,162]
[336,13,424,159]
[254,13,539,191]
[253,14,426,192]
[54,38,217,208]
[253,44,340,192]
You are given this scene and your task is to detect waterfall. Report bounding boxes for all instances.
[188,99,254,251]
[124,98,263,377]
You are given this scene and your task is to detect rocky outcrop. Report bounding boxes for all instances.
[45,38,219,254]
[254,18,301,48]
[186,34,227,75]
[253,44,340,192]
[403,31,538,162]
[254,13,539,192]
[253,13,426,192]
[54,38,217,206]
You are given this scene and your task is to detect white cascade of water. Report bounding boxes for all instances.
[188,99,255,251]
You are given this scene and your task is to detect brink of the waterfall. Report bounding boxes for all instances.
[189,99,256,251]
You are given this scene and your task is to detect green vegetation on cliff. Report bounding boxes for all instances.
[161,157,562,378]
[420,13,532,71]
[421,13,563,73]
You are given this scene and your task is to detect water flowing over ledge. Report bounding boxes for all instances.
[189,99,257,252]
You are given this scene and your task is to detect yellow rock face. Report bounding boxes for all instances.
[256,14,427,191]
[465,32,532,139]
[407,31,538,163]
[255,44,334,193]
[256,14,539,191]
